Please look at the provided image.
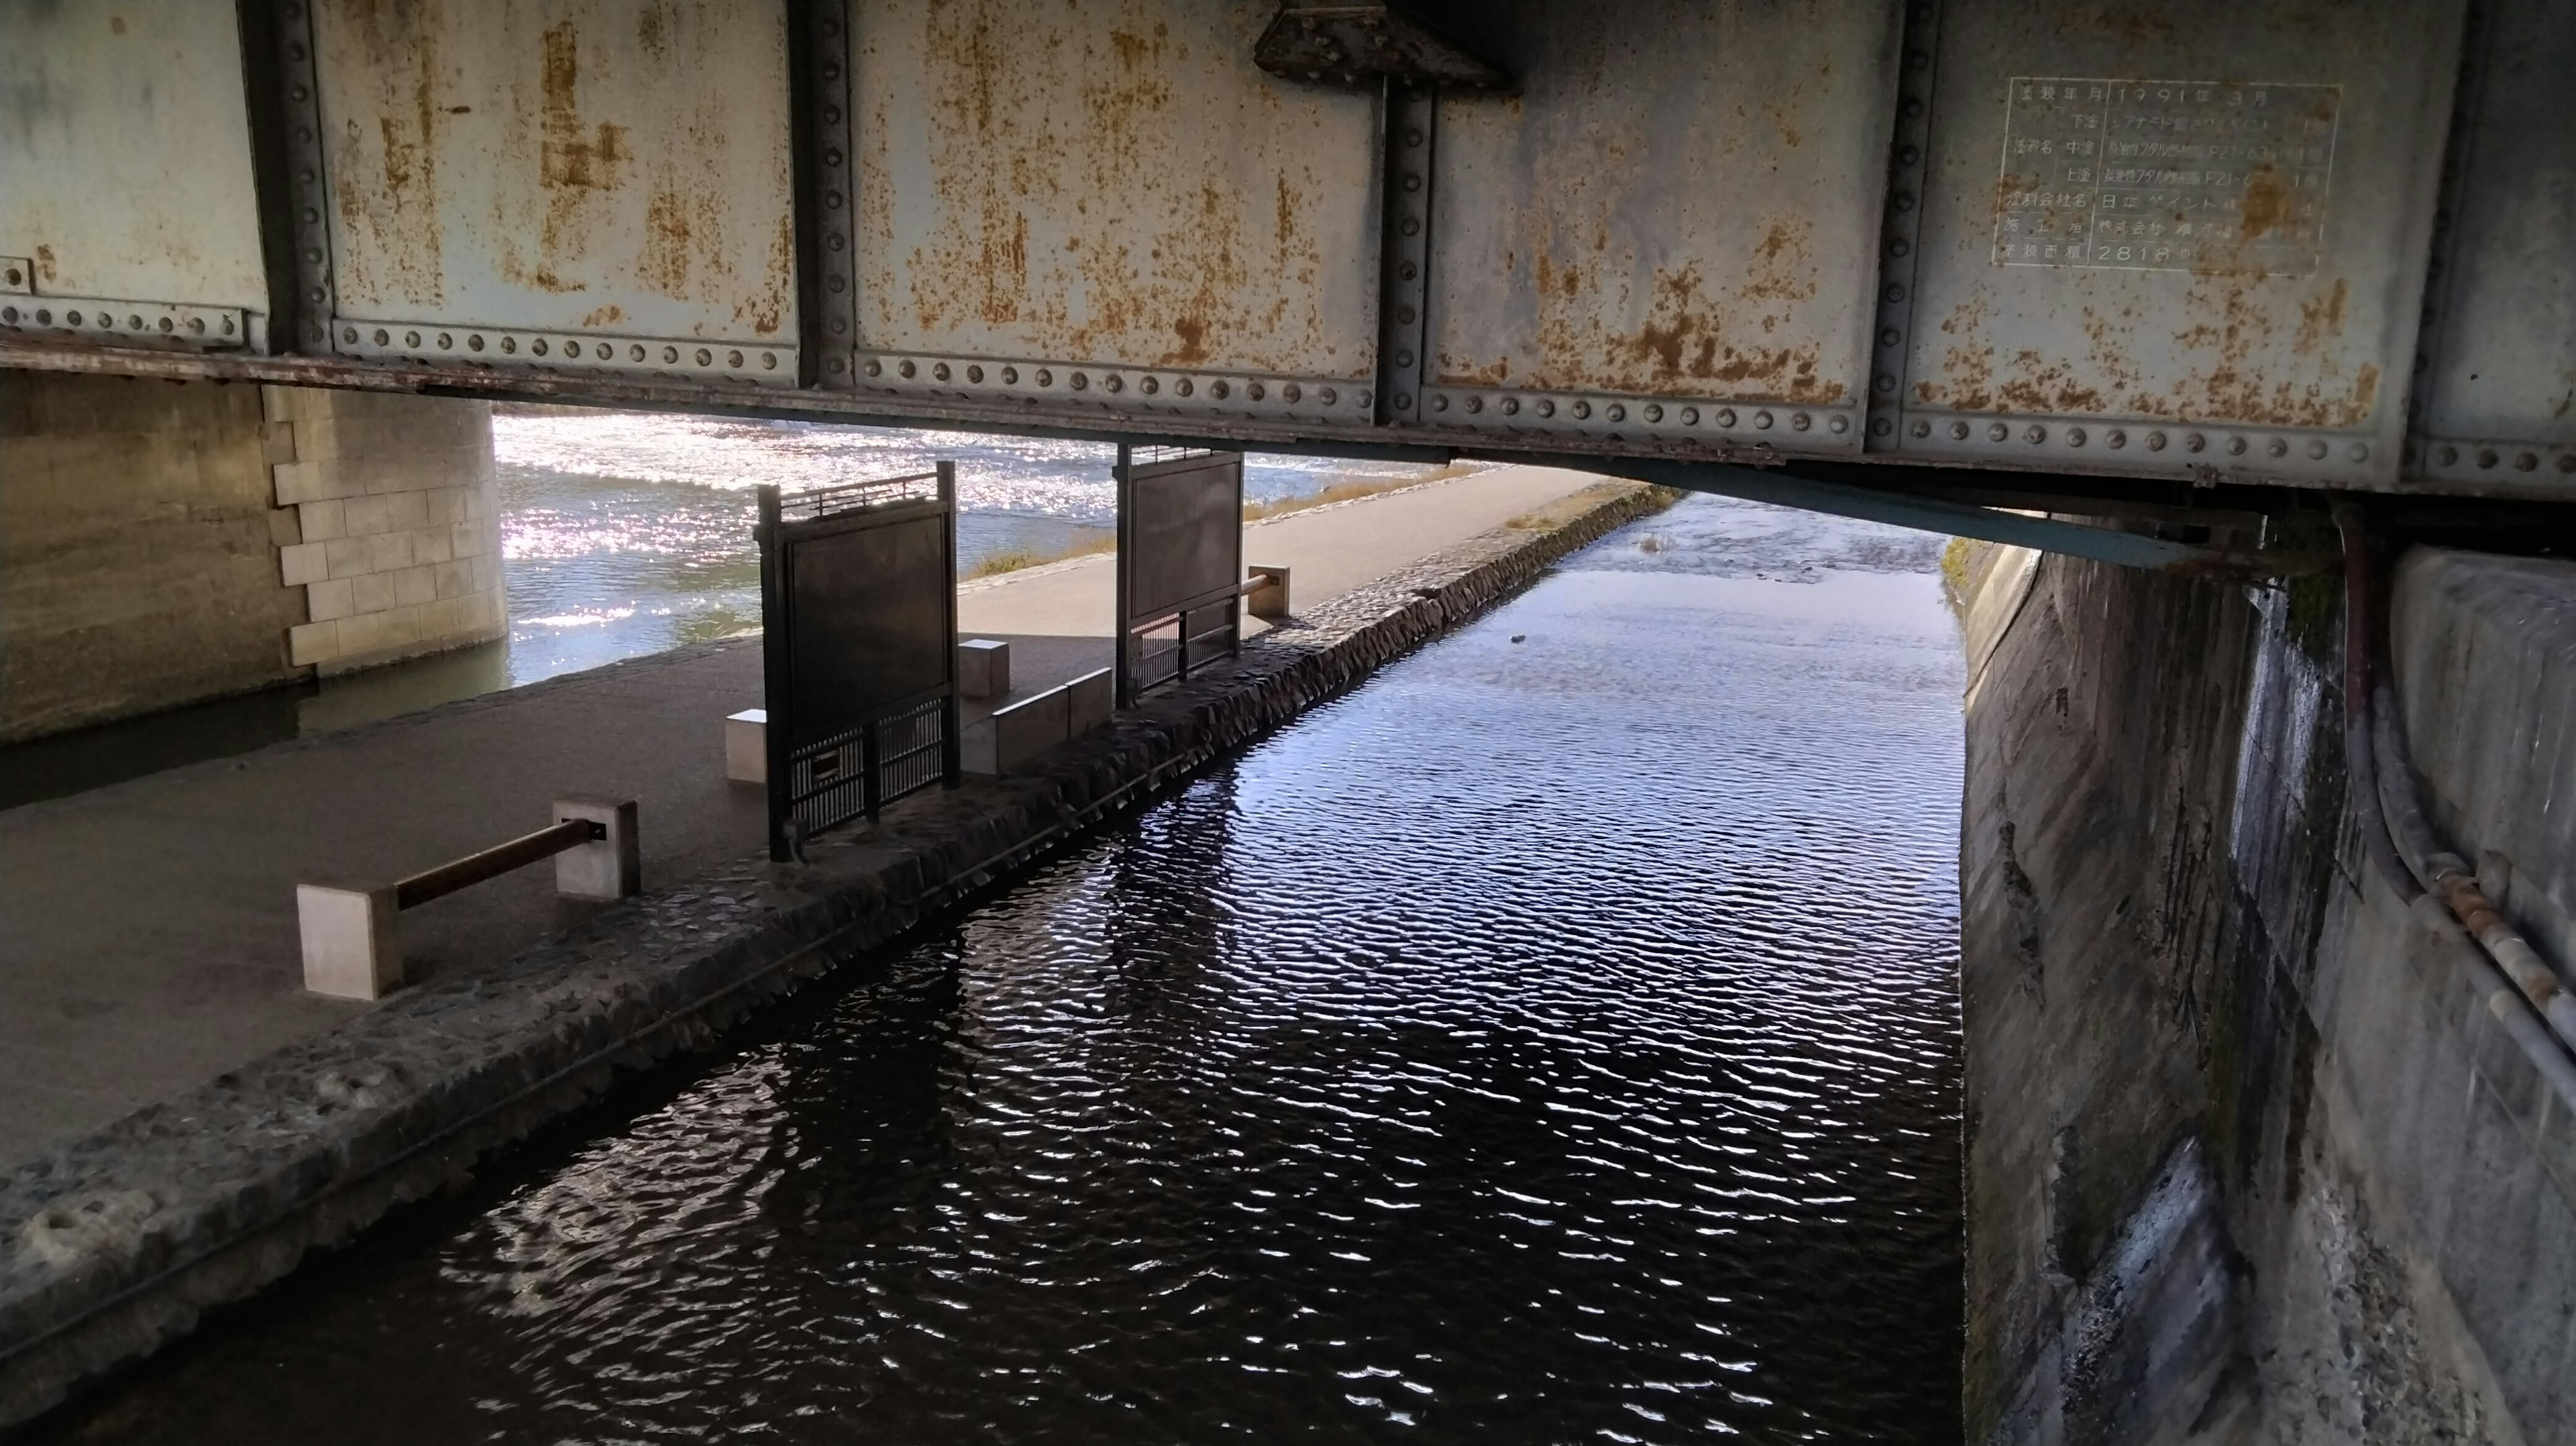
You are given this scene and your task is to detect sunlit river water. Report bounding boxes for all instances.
[44,496,1965,1444]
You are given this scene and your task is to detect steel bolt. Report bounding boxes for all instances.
[1105,374,1123,392]
[1356,390,1373,409]
[2350,443,2370,463]
[2106,429,2125,449]
[934,362,951,381]
[2557,453,2575,474]
[1247,381,1265,400]
[1913,419,1932,438]
[1715,408,1736,427]
[900,359,918,378]
[1404,173,1422,192]
[2306,439,2327,460]
[1002,366,1018,384]
[1898,145,1921,166]
[1883,283,1907,304]
[1464,396,1482,412]
[1893,192,1915,212]
[2184,433,2204,452]
[2516,451,2538,471]
[1679,407,1698,426]
[1988,422,2008,442]
[405,329,421,347]
[825,150,843,168]
[1432,394,1448,411]
[2266,438,2286,458]
[1397,304,1417,325]
[1754,410,1774,429]
[1790,412,1810,431]
[1407,127,1424,147]
[762,353,777,370]
[1951,421,1970,439]
[501,337,517,353]
[1212,380,1230,398]
[1880,328,1902,348]
[1501,398,1519,415]
[1570,400,1590,419]
[866,359,882,376]
[2066,427,2086,447]
[1319,387,1337,405]
[627,343,642,360]
[2024,425,2045,444]
[1399,261,1417,280]
[1830,415,1849,433]
[2226,437,2246,455]
[1401,217,1421,237]
[1397,392,1413,410]
[1281,382,1299,402]
[372,328,388,345]
[1536,399,1555,417]
[2145,431,2165,451]
[1874,372,1896,394]
[1176,378,1193,396]
[471,335,488,352]
[1643,404,1662,423]
[1073,371,1091,390]
[2438,444,2459,465]
[1140,376,1157,394]
[158,317,174,333]
[1034,368,1051,386]
[1876,417,1896,437]
[2476,448,2498,468]
[1396,349,1414,369]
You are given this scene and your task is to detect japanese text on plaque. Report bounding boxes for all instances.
[1993,78,2341,274]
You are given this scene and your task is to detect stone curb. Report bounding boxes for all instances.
[0,480,1669,1427]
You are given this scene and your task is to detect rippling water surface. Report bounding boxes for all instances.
[52,496,1965,1443]
[498,411,1448,683]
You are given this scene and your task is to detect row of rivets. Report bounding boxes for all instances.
[1908,414,2371,463]
[1375,84,1436,425]
[808,0,859,385]
[1868,0,1941,447]
[1430,392,1854,437]
[2434,443,2575,475]
[338,323,786,377]
[863,356,1364,410]
[3,302,242,340]
[276,0,335,349]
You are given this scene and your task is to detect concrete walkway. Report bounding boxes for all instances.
[0,465,1600,1167]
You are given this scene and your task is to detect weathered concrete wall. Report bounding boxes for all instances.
[1960,542,2576,1443]
[0,374,305,742]
[0,375,506,742]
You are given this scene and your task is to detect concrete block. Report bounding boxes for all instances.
[449,521,482,559]
[414,525,455,565]
[351,571,396,614]
[288,619,340,667]
[298,883,401,999]
[432,559,470,600]
[363,531,411,574]
[260,420,299,465]
[298,499,345,542]
[553,795,641,899]
[323,537,370,579]
[1068,667,1114,735]
[279,542,328,587]
[1246,563,1292,620]
[431,486,468,526]
[343,494,392,536]
[726,709,767,783]
[270,459,331,505]
[266,508,303,548]
[967,685,1072,776]
[393,563,437,607]
[307,576,356,622]
[958,638,1011,698]
[386,490,431,533]
[381,603,425,645]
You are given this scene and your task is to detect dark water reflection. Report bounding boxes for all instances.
[45,497,1965,1444]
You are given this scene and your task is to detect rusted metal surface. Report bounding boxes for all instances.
[2408,0,2576,494]
[311,0,798,345]
[1887,0,2467,485]
[1424,0,1900,449]
[0,0,270,341]
[850,0,1381,380]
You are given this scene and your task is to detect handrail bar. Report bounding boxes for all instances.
[392,818,604,910]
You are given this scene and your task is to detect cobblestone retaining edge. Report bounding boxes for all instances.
[0,480,1668,1426]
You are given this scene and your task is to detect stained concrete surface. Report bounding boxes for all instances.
[0,465,1600,1168]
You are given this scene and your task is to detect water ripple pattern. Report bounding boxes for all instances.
[52,495,1966,1445]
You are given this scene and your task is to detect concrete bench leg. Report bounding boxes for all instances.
[553,795,641,899]
[299,883,399,1000]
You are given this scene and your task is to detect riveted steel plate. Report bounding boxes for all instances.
[1421,0,1902,455]
[309,0,798,347]
[0,0,270,342]
[1890,0,2465,485]
[2410,0,2576,495]
[850,0,1381,382]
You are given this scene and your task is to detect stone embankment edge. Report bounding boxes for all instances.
[0,480,1673,1427]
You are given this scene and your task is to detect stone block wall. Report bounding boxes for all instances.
[262,386,504,674]
[0,374,307,741]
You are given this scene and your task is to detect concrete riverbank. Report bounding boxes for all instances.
[1957,541,2576,1442]
[0,476,1666,1426]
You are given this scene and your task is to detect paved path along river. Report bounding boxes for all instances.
[35,494,1968,1444]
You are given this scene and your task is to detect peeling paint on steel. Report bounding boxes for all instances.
[313,0,797,343]
[853,0,1381,378]
[1426,0,1900,406]
[0,0,270,319]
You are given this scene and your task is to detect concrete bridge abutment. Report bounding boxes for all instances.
[0,374,504,742]
[1960,539,2576,1443]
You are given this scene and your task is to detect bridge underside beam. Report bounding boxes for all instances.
[1,0,2568,506]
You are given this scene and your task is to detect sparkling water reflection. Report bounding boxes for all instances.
[48,496,1965,1444]
[496,410,1452,685]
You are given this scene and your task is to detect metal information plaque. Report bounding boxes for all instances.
[1994,78,2341,276]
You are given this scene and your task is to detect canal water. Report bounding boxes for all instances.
[42,496,1966,1444]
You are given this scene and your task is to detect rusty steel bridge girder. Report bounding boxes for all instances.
[1,0,2569,502]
